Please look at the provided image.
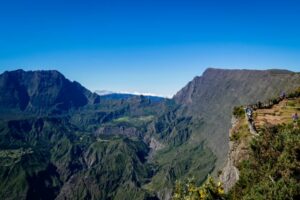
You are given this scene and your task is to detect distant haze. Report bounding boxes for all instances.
[95,90,168,98]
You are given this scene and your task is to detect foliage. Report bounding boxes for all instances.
[230,124,249,141]
[233,106,244,119]
[0,117,157,200]
[173,176,225,200]
[228,123,300,200]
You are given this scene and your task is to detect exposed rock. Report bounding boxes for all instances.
[220,116,252,192]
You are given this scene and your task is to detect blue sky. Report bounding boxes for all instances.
[0,0,300,97]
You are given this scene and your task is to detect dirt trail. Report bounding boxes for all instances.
[254,98,300,130]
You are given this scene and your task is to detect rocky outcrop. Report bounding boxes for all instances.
[220,116,252,192]
[146,137,165,160]
[219,116,240,192]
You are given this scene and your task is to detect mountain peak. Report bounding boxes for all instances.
[0,69,93,114]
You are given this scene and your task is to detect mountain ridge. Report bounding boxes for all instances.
[0,68,300,200]
[0,69,99,115]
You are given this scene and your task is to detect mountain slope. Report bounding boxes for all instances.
[170,88,300,200]
[174,68,300,166]
[224,90,300,199]
[0,69,98,115]
[139,69,300,199]
[0,117,158,200]
[0,69,170,200]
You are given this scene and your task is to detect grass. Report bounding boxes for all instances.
[254,98,300,127]
[230,117,250,141]
[287,101,296,107]
[113,115,154,124]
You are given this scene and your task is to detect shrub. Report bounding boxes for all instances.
[228,123,300,200]
[173,176,225,200]
[233,106,244,119]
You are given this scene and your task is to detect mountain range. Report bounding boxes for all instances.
[0,68,299,200]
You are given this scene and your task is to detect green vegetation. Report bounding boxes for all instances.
[0,117,158,200]
[112,115,154,126]
[174,121,300,200]
[1,70,300,199]
[145,142,216,193]
[230,123,249,141]
[229,123,300,200]
[173,176,225,200]
[233,106,244,119]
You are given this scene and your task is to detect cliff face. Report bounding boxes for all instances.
[174,68,300,166]
[220,115,253,192]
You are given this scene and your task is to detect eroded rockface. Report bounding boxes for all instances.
[219,116,253,192]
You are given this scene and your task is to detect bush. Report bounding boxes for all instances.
[173,176,225,200]
[228,123,300,200]
[233,106,244,119]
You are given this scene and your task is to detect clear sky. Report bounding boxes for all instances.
[0,0,300,97]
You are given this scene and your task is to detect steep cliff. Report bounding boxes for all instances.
[174,68,300,167]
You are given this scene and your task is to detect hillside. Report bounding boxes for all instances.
[125,68,300,199]
[174,68,300,167]
[0,70,171,200]
[221,89,300,199]
[172,89,300,200]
